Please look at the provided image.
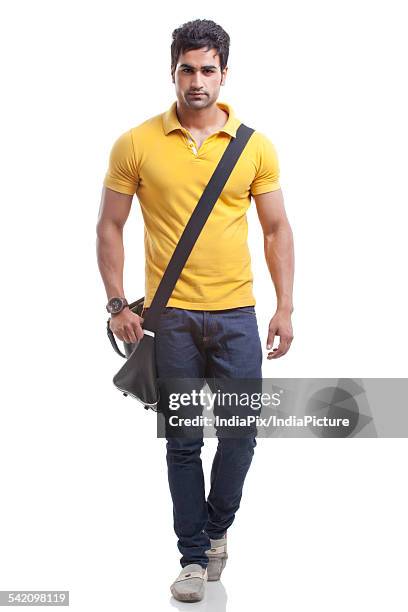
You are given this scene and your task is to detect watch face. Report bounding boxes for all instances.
[109,298,123,313]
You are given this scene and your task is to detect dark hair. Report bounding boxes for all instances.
[171,19,230,78]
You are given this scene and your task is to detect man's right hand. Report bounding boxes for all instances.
[109,309,144,343]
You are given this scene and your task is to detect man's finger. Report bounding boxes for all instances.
[266,329,276,350]
[125,324,138,344]
[133,322,144,341]
[268,338,290,359]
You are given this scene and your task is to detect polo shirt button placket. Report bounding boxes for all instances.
[185,132,198,157]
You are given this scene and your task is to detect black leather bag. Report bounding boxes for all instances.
[106,297,159,409]
[106,123,255,411]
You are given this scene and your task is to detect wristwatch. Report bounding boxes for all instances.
[106,296,129,315]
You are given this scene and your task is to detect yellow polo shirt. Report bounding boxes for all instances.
[103,100,281,309]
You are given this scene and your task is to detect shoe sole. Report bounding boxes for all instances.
[170,584,205,602]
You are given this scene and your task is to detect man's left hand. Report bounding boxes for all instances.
[266,310,294,359]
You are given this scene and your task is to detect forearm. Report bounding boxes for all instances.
[264,222,295,313]
[96,222,126,299]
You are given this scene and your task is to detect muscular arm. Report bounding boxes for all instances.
[96,186,133,298]
[254,188,295,358]
[96,186,143,342]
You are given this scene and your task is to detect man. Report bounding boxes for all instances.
[96,18,294,603]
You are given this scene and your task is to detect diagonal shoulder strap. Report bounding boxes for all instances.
[142,123,255,332]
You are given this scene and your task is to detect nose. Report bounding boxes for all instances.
[190,71,204,90]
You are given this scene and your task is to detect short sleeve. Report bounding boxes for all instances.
[250,132,281,196]
[103,129,139,195]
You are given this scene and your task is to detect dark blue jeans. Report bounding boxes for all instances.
[150,305,263,569]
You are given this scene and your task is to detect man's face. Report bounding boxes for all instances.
[172,47,227,110]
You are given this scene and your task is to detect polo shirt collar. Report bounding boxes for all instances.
[162,100,240,138]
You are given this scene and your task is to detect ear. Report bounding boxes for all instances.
[221,66,228,86]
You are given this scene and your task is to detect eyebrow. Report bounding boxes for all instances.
[179,63,218,70]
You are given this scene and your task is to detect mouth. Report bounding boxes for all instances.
[188,93,206,97]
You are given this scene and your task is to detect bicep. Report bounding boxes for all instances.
[253,188,289,236]
[97,186,133,230]
[98,127,139,230]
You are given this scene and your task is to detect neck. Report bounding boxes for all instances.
[176,100,228,132]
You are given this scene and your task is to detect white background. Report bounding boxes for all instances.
[1,0,407,610]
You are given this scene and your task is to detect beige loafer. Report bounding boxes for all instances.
[205,533,228,581]
[170,563,208,602]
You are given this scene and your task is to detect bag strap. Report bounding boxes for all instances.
[106,318,127,358]
[142,122,255,333]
